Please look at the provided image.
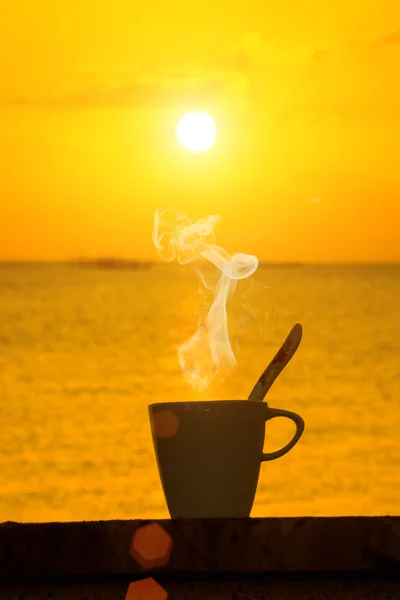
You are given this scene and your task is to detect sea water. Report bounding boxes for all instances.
[0,263,399,521]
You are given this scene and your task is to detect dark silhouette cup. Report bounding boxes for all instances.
[149,400,305,518]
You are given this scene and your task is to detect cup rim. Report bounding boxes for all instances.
[149,399,268,409]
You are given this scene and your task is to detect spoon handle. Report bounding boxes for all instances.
[248,323,303,402]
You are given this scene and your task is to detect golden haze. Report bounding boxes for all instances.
[0,0,400,262]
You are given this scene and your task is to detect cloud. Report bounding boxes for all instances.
[4,28,400,121]
[224,31,266,72]
[374,29,400,48]
[289,30,400,121]
[1,30,283,111]
[7,68,250,110]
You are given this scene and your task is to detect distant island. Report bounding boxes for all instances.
[257,262,303,268]
[73,258,152,270]
[68,259,304,270]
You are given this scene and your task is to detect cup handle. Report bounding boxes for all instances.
[261,407,305,462]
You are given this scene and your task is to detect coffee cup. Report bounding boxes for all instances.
[149,400,304,518]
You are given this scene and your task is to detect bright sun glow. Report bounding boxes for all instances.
[176,112,217,152]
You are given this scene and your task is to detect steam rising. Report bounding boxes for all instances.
[152,210,258,391]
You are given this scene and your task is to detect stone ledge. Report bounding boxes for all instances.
[2,578,400,600]
[0,517,399,580]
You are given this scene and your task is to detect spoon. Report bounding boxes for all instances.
[248,323,303,402]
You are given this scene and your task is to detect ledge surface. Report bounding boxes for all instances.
[0,517,399,579]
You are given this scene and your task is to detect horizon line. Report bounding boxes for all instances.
[0,259,399,266]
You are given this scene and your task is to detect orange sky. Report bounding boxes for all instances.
[0,0,399,262]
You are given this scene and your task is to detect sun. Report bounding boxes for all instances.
[176,112,216,152]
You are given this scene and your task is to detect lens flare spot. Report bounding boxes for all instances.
[130,523,173,569]
[152,410,179,439]
[125,578,167,600]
